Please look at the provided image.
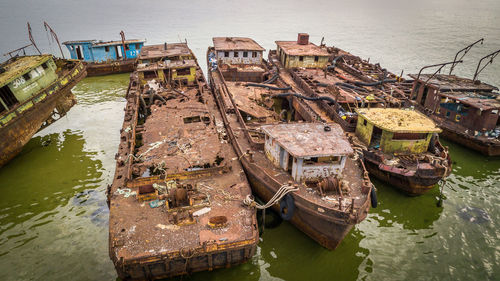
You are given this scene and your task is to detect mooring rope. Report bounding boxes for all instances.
[243,184,299,210]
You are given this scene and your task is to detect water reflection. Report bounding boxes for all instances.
[0,130,115,280]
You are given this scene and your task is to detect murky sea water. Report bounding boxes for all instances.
[0,0,499,280]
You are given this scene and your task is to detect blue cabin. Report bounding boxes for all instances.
[63,39,145,62]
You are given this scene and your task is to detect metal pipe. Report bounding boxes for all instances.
[245,83,291,91]
[449,38,484,75]
[473,49,500,81]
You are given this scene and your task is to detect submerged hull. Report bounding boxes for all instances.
[438,122,500,157]
[0,61,86,167]
[85,59,136,76]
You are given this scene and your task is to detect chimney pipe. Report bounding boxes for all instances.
[297,33,309,45]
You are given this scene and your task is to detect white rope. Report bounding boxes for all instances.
[243,184,299,209]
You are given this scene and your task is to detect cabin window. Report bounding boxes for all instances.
[299,56,303,62]
[0,85,18,108]
[446,111,451,117]
[183,116,201,124]
[143,71,156,79]
[42,62,48,70]
[314,56,319,62]
[224,51,229,57]
[392,133,427,140]
[105,46,109,52]
[243,51,248,57]
[252,52,257,58]
[23,73,30,81]
[176,68,191,76]
[125,44,130,51]
[363,119,367,126]
[455,114,461,122]
[234,52,239,58]
[135,43,141,49]
[304,157,318,165]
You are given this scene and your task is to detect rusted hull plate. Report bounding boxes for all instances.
[0,62,86,167]
[439,126,500,156]
[114,242,256,280]
[245,165,360,249]
[85,59,136,76]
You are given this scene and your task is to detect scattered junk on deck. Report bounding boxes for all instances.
[0,25,86,167]
[63,31,145,76]
[208,37,374,250]
[267,33,451,195]
[353,108,451,195]
[108,42,258,280]
[269,33,409,132]
[407,49,500,156]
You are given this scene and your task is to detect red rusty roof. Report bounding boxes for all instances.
[275,41,329,56]
[261,123,353,157]
[408,74,498,92]
[212,37,265,51]
[138,43,192,59]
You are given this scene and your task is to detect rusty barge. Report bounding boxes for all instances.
[0,54,86,167]
[408,73,500,156]
[108,42,258,280]
[267,33,451,195]
[208,37,373,250]
[63,33,145,77]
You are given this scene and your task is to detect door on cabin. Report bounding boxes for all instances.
[76,46,83,60]
[369,126,383,149]
[115,46,122,59]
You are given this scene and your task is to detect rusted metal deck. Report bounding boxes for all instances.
[208,38,373,250]
[108,43,258,280]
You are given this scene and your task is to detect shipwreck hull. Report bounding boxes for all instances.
[0,61,86,167]
[364,158,440,195]
[439,125,500,157]
[243,159,362,249]
[114,238,256,280]
[85,59,136,76]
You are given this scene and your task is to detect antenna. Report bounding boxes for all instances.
[416,60,463,84]
[449,38,484,75]
[27,22,42,55]
[43,21,65,59]
[120,30,127,60]
[473,49,500,81]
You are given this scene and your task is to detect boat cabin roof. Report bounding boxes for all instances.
[439,91,500,111]
[357,108,441,133]
[408,74,498,92]
[275,41,329,57]
[213,37,265,51]
[262,123,353,158]
[137,59,196,72]
[0,55,51,88]
[62,39,145,47]
[138,43,191,60]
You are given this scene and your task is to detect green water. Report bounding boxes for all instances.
[1,0,500,280]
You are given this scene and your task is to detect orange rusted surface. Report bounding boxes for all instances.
[208,37,372,250]
[108,42,258,280]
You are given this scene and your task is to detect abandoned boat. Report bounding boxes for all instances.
[408,73,500,156]
[63,34,145,76]
[269,33,407,132]
[208,37,373,250]
[353,108,451,195]
[108,42,258,280]
[0,54,86,167]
